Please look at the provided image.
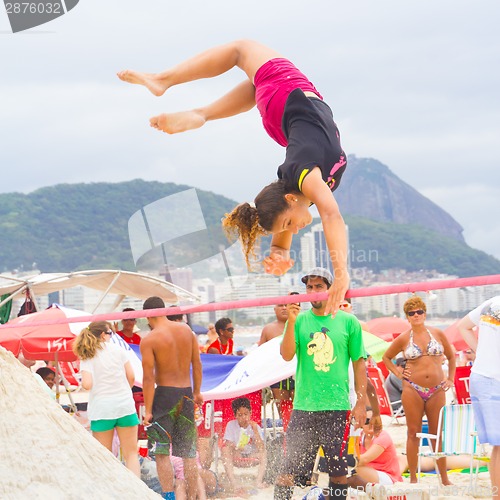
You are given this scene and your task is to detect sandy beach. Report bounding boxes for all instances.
[3,351,494,500]
[217,414,494,500]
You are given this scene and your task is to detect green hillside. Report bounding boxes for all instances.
[344,216,500,277]
[0,180,499,278]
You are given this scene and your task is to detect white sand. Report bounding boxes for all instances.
[1,348,493,499]
[221,416,494,499]
[0,346,161,500]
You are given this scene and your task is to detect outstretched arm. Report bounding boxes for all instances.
[301,169,349,316]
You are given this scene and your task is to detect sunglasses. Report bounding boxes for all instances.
[104,330,113,335]
[408,309,425,317]
[224,327,235,333]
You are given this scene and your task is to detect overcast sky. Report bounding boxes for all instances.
[1,0,499,261]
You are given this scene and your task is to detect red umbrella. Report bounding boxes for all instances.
[443,320,478,352]
[365,317,410,342]
[0,304,90,362]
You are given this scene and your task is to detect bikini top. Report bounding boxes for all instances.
[404,329,444,360]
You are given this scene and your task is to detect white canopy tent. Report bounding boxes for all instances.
[0,269,200,314]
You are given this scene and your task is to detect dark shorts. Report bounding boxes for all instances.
[270,376,295,391]
[147,386,197,458]
[282,410,350,481]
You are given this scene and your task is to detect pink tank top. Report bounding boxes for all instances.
[254,58,322,147]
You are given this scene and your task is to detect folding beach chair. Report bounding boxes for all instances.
[58,361,81,390]
[367,366,405,424]
[416,404,481,491]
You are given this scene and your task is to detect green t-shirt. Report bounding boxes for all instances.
[292,309,365,411]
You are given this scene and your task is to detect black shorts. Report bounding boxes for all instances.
[147,386,197,458]
[282,410,350,481]
[270,376,295,391]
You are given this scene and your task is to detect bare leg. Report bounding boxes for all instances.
[183,457,199,500]
[401,383,425,483]
[197,436,213,470]
[221,444,237,490]
[156,454,175,493]
[92,429,114,452]
[199,469,217,496]
[347,466,380,491]
[149,80,255,134]
[116,425,140,477]
[118,39,283,134]
[196,473,208,500]
[175,478,187,500]
[256,449,268,488]
[118,40,281,94]
[490,445,500,498]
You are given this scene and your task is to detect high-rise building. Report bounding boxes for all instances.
[300,223,351,275]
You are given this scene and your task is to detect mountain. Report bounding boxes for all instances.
[342,216,500,277]
[0,166,499,278]
[0,180,235,273]
[336,156,464,241]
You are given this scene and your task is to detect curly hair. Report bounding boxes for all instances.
[403,296,427,316]
[73,321,109,360]
[214,317,232,335]
[231,397,251,415]
[223,179,299,268]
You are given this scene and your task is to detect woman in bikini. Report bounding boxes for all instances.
[117,40,348,316]
[382,296,456,484]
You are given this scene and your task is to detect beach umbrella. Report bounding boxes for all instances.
[443,320,478,352]
[0,303,90,362]
[0,303,144,387]
[191,323,208,335]
[362,330,389,362]
[365,317,410,342]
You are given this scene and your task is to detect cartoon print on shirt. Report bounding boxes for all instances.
[481,299,500,326]
[307,327,336,372]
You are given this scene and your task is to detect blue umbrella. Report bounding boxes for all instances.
[191,323,208,335]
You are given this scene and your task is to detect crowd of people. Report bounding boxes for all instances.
[14,36,497,498]
[18,274,499,499]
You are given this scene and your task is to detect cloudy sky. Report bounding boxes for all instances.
[1,0,499,260]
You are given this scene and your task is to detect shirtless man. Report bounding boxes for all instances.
[141,296,203,500]
[258,303,294,415]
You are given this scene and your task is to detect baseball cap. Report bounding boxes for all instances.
[301,267,333,286]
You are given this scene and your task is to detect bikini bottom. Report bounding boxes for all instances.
[406,380,444,402]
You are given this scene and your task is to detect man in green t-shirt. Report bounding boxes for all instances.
[275,267,367,500]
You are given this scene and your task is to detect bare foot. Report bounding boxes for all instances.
[149,111,206,134]
[116,70,167,96]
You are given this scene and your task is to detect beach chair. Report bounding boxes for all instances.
[454,365,472,404]
[416,404,480,491]
[58,361,81,391]
[367,366,404,424]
